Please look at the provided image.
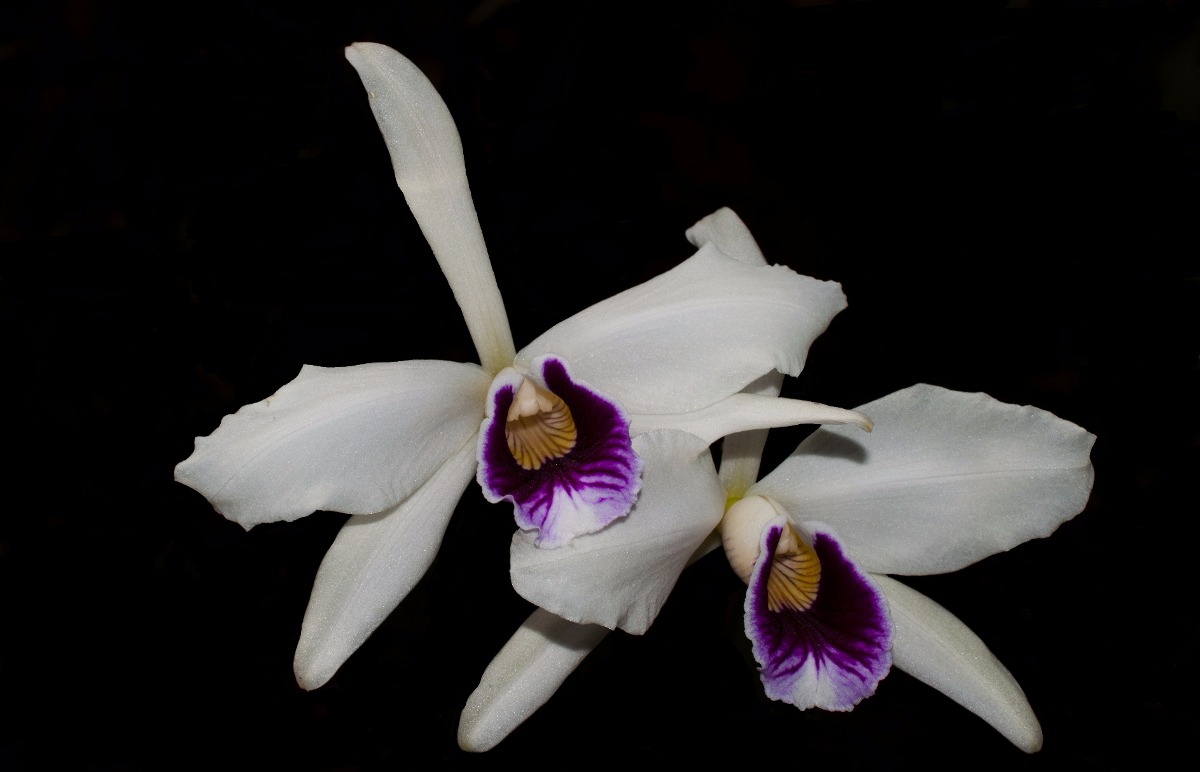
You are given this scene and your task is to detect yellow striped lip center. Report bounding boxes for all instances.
[505,379,578,470]
[766,524,821,613]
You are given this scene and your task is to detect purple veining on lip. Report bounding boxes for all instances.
[745,522,892,712]
[479,356,643,549]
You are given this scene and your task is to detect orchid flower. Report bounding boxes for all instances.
[174,43,868,690]
[459,383,1094,753]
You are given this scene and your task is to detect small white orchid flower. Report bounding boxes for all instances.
[459,384,1095,754]
[174,43,866,690]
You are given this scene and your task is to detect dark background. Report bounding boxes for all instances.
[2,0,1197,769]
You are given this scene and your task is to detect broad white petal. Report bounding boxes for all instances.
[875,574,1043,753]
[344,43,515,373]
[293,438,479,690]
[750,384,1096,575]
[510,431,724,634]
[458,608,608,752]
[175,361,489,527]
[515,240,845,415]
[685,206,767,266]
[630,393,871,446]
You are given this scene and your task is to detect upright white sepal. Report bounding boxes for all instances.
[344,42,515,374]
[717,371,785,500]
[875,574,1044,753]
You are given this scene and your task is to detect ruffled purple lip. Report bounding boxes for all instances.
[745,521,892,711]
[479,356,643,548]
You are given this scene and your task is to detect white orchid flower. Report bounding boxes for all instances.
[174,43,867,691]
[460,384,1095,754]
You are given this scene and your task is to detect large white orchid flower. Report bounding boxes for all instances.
[174,43,867,691]
[459,384,1094,754]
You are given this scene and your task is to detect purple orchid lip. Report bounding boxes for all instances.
[478,355,643,548]
[745,520,893,712]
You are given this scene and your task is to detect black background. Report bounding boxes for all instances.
[2,1,1197,769]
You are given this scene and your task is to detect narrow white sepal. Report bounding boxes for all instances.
[718,371,785,500]
[458,608,608,752]
[629,393,871,446]
[875,574,1044,753]
[344,42,515,374]
[292,438,479,691]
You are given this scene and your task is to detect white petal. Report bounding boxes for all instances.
[509,431,724,634]
[458,608,608,752]
[685,206,767,266]
[344,43,515,374]
[630,393,871,446]
[175,361,489,527]
[717,371,784,499]
[750,384,1096,575]
[515,241,845,415]
[875,574,1043,753]
[293,438,479,690]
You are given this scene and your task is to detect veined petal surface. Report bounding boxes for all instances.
[515,239,845,415]
[479,357,642,548]
[344,43,515,373]
[750,384,1096,575]
[458,608,608,752]
[510,430,725,634]
[746,519,892,711]
[293,438,479,690]
[874,574,1043,753]
[175,360,489,526]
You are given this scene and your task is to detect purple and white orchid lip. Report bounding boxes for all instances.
[722,495,893,712]
[479,355,643,549]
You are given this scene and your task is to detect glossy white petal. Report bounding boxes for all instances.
[515,238,846,415]
[875,574,1043,753]
[630,393,871,446]
[458,608,608,752]
[344,42,515,373]
[175,361,489,527]
[750,384,1096,575]
[510,431,725,634]
[685,206,767,267]
[293,438,479,691]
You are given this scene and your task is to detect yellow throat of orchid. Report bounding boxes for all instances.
[505,379,578,470]
[721,495,821,613]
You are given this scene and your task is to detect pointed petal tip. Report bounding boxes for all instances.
[294,643,340,691]
[293,652,334,693]
[1022,725,1044,754]
[456,719,494,754]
